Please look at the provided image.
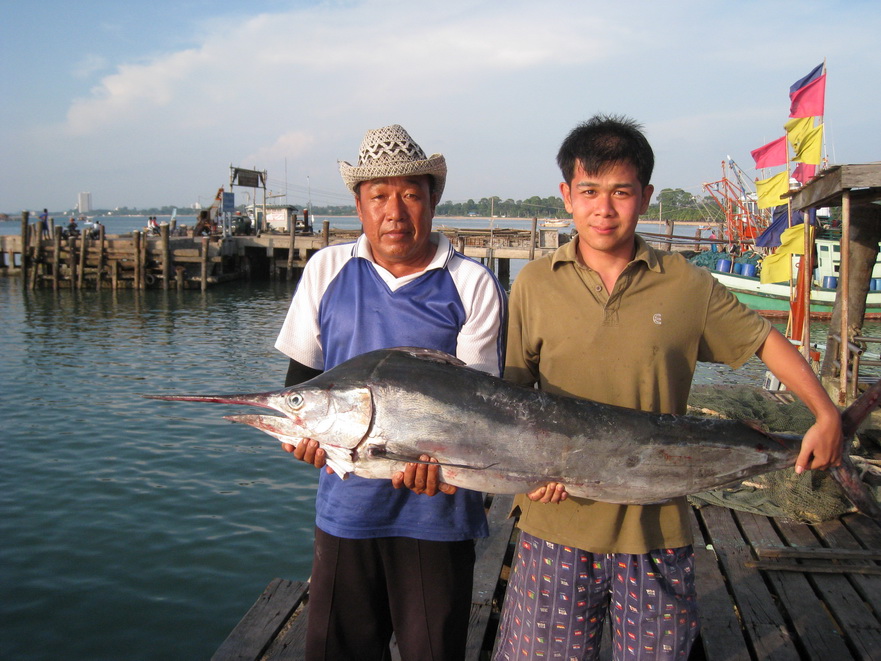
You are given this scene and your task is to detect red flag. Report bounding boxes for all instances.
[792,162,817,184]
[750,136,787,168]
[789,74,826,117]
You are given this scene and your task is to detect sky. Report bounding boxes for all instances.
[1,0,879,214]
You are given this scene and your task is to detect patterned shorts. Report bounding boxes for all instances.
[494,531,699,660]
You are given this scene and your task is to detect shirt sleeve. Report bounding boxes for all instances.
[448,257,507,377]
[274,246,350,370]
[699,277,772,368]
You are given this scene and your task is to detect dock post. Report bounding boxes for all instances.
[29,223,41,290]
[322,220,330,248]
[140,230,148,289]
[133,231,142,290]
[68,236,78,288]
[53,227,62,291]
[96,225,105,290]
[529,218,537,261]
[77,233,87,289]
[287,226,296,281]
[498,258,510,285]
[200,236,209,292]
[160,224,171,290]
[19,211,29,290]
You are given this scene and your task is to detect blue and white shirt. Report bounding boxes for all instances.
[275,232,507,541]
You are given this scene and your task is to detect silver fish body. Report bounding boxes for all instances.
[147,347,881,516]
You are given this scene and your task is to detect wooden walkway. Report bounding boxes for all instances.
[212,500,881,661]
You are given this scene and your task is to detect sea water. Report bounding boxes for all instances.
[0,278,317,660]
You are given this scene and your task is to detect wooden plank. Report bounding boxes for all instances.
[465,494,516,659]
[775,517,881,661]
[699,506,800,659]
[254,495,518,661]
[690,507,751,661]
[755,547,881,561]
[736,512,852,660]
[211,578,308,661]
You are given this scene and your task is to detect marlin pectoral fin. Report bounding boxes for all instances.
[389,347,466,367]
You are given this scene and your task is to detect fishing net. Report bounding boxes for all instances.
[686,385,881,523]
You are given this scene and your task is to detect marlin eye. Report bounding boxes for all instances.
[286,393,305,409]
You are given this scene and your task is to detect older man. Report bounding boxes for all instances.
[275,124,507,660]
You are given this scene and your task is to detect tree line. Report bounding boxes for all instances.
[24,188,726,223]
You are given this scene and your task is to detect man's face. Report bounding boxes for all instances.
[560,161,653,262]
[355,175,437,276]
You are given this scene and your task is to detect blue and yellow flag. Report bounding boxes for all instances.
[760,222,814,283]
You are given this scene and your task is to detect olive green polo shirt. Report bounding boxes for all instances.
[506,235,771,554]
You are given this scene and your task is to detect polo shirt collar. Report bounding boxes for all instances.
[353,231,453,271]
[551,233,662,273]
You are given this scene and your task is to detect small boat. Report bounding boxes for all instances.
[540,219,571,228]
[707,236,881,318]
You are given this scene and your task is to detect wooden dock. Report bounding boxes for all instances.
[0,217,567,291]
[211,497,881,661]
[0,216,709,291]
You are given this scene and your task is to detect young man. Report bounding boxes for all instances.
[275,124,507,660]
[494,115,841,660]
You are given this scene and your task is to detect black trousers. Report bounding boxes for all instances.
[305,527,476,661]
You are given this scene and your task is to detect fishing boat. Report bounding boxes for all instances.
[540,218,571,228]
[707,236,881,318]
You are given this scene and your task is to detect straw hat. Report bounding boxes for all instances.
[339,124,447,199]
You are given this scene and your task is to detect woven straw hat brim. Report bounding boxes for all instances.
[339,153,447,198]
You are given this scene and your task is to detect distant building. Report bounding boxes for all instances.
[77,192,93,214]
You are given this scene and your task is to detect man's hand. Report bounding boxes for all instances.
[526,482,568,503]
[795,414,843,474]
[283,439,333,474]
[392,455,457,496]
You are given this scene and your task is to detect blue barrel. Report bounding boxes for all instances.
[733,262,744,275]
[823,276,838,289]
[742,263,757,278]
[716,259,732,273]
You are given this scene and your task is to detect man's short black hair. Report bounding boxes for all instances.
[557,114,654,188]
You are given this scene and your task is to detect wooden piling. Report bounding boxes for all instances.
[68,236,78,287]
[529,218,537,261]
[322,220,330,248]
[52,227,61,291]
[287,226,296,281]
[200,236,209,292]
[96,225,106,290]
[20,211,29,289]
[133,231,142,290]
[29,224,41,290]
[77,234,87,289]
[160,224,171,290]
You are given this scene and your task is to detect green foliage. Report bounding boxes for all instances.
[643,188,725,223]
[436,196,567,218]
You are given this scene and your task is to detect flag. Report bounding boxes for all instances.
[792,123,823,165]
[760,222,815,283]
[750,136,788,169]
[756,171,790,209]
[785,116,814,150]
[789,74,826,117]
[792,162,817,184]
[789,63,824,95]
[755,205,817,248]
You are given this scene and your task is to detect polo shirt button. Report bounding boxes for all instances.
[595,285,602,292]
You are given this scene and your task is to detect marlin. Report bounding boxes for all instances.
[145,347,881,518]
